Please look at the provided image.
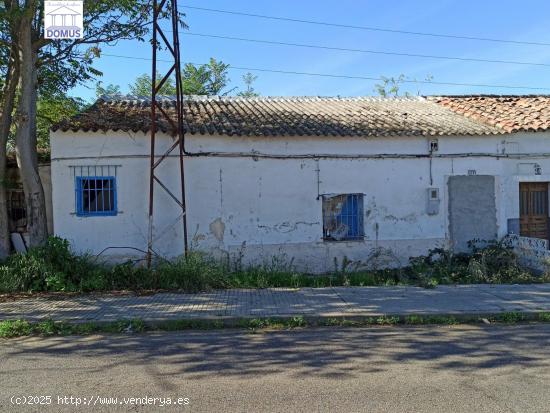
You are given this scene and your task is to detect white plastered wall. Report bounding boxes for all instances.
[51,130,550,272]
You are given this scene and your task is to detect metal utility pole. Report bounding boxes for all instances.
[147,0,188,267]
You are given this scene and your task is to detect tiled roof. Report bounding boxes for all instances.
[52,95,550,137]
[429,95,550,133]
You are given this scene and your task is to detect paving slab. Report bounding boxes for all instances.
[0,284,549,323]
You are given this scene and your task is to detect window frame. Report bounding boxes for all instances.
[322,193,364,242]
[7,188,27,231]
[75,176,118,217]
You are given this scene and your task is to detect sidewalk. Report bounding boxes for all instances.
[1,284,549,323]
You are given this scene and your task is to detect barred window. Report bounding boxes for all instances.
[76,177,117,217]
[322,194,364,241]
[71,165,119,217]
[7,189,27,231]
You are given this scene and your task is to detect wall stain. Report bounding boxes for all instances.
[258,221,320,233]
[219,169,224,213]
[209,218,226,242]
[384,213,418,223]
[192,224,206,245]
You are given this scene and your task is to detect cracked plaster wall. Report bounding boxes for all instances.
[51,130,550,271]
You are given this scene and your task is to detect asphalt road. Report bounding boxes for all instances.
[1,324,550,412]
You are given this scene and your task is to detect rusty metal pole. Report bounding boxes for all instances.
[147,0,188,268]
[171,0,189,257]
[146,0,158,267]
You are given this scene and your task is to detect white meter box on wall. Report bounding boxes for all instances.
[427,187,440,215]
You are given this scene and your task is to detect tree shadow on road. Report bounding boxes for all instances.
[3,324,550,381]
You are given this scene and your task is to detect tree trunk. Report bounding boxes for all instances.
[14,11,48,248]
[0,47,20,259]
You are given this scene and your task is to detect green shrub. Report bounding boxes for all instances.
[0,237,104,293]
[497,312,526,323]
[0,320,32,337]
[155,252,230,292]
[106,262,154,291]
[407,241,539,285]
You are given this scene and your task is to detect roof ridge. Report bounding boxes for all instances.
[426,94,550,98]
[98,95,426,104]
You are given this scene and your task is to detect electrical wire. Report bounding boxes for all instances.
[181,5,550,48]
[183,32,550,68]
[100,53,550,91]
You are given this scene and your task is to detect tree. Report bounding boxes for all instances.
[0,0,165,249]
[181,58,233,95]
[0,2,21,258]
[128,58,233,96]
[37,95,85,149]
[237,72,259,98]
[129,72,177,96]
[95,81,121,98]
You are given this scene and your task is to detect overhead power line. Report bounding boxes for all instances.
[100,53,550,91]
[183,32,550,68]
[182,5,550,47]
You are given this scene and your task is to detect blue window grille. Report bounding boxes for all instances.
[76,176,117,217]
[322,194,364,241]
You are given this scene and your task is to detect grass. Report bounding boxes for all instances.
[496,312,526,323]
[2,312,550,338]
[404,315,460,325]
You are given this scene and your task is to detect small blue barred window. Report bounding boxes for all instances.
[322,194,364,241]
[76,176,117,217]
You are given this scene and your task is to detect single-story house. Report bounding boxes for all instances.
[50,95,550,272]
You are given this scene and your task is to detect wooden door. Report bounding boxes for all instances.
[520,182,549,241]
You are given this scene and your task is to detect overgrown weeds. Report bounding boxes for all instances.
[0,237,548,294]
[408,240,549,287]
[0,319,146,338]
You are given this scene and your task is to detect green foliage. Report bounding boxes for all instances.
[129,72,177,96]
[182,58,233,95]
[237,72,260,97]
[0,320,32,338]
[1,1,164,99]
[95,81,122,98]
[156,253,230,292]
[497,312,526,323]
[288,316,306,327]
[0,238,547,295]
[3,311,550,338]
[408,241,543,286]
[375,75,407,97]
[376,316,401,325]
[0,237,103,293]
[1,0,167,180]
[405,315,459,325]
[374,74,434,97]
[37,95,86,148]
[107,262,154,291]
[0,319,147,338]
[128,59,233,97]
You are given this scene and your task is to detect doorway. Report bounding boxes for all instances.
[448,175,497,252]
[519,182,549,242]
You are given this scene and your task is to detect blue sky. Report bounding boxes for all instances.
[73,0,550,101]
